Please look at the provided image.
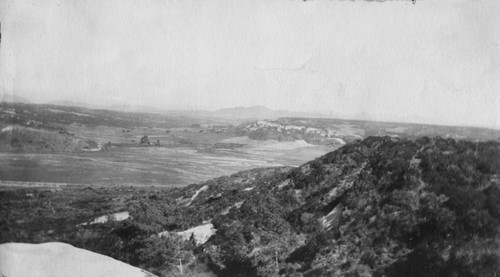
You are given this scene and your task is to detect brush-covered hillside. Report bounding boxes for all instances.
[2,136,500,277]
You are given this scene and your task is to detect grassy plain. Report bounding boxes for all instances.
[0,123,333,186]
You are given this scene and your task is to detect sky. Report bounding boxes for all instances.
[1,0,499,129]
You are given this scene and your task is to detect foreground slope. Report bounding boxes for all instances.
[1,136,499,276]
[0,242,157,277]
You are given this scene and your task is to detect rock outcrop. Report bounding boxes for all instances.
[0,242,157,277]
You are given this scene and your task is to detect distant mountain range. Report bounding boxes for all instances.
[47,100,94,108]
[212,106,334,120]
[103,104,334,121]
[6,97,328,120]
[0,94,30,104]
[0,97,497,130]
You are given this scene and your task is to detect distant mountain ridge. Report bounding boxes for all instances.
[212,105,332,120]
[1,96,497,129]
[102,104,333,121]
[48,100,94,108]
[0,94,30,104]
[2,102,500,142]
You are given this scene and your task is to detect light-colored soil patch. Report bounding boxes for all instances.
[0,242,157,277]
[159,223,216,245]
[78,211,130,226]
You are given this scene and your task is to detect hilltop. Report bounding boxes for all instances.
[236,118,500,146]
[2,136,499,276]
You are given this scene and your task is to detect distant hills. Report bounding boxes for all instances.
[237,117,500,143]
[0,96,497,130]
[47,100,94,108]
[1,95,335,121]
[0,94,30,104]
[2,102,499,143]
[212,105,332,120]
[102,104,333,121]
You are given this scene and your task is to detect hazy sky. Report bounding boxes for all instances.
[1,0,499,128]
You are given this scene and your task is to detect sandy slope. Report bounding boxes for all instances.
[0,242,157,277]
[159,223,216,246]
[78,211,130,226]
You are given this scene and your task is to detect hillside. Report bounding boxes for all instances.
[237,118,500,146]
[0,102,224,130]
[2,136,499,276]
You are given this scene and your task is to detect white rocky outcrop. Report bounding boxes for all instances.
[333,138,346,145]
[186,185,209,206]
[1,125,14,133]
[159,223,216,246]
[321,205,342,229]
[0,242,157,277]
[78,211,130,226]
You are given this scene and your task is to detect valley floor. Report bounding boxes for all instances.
[0,142,333,186]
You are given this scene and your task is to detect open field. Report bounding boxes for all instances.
[0,143,332,186]
[0,103,340,186]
